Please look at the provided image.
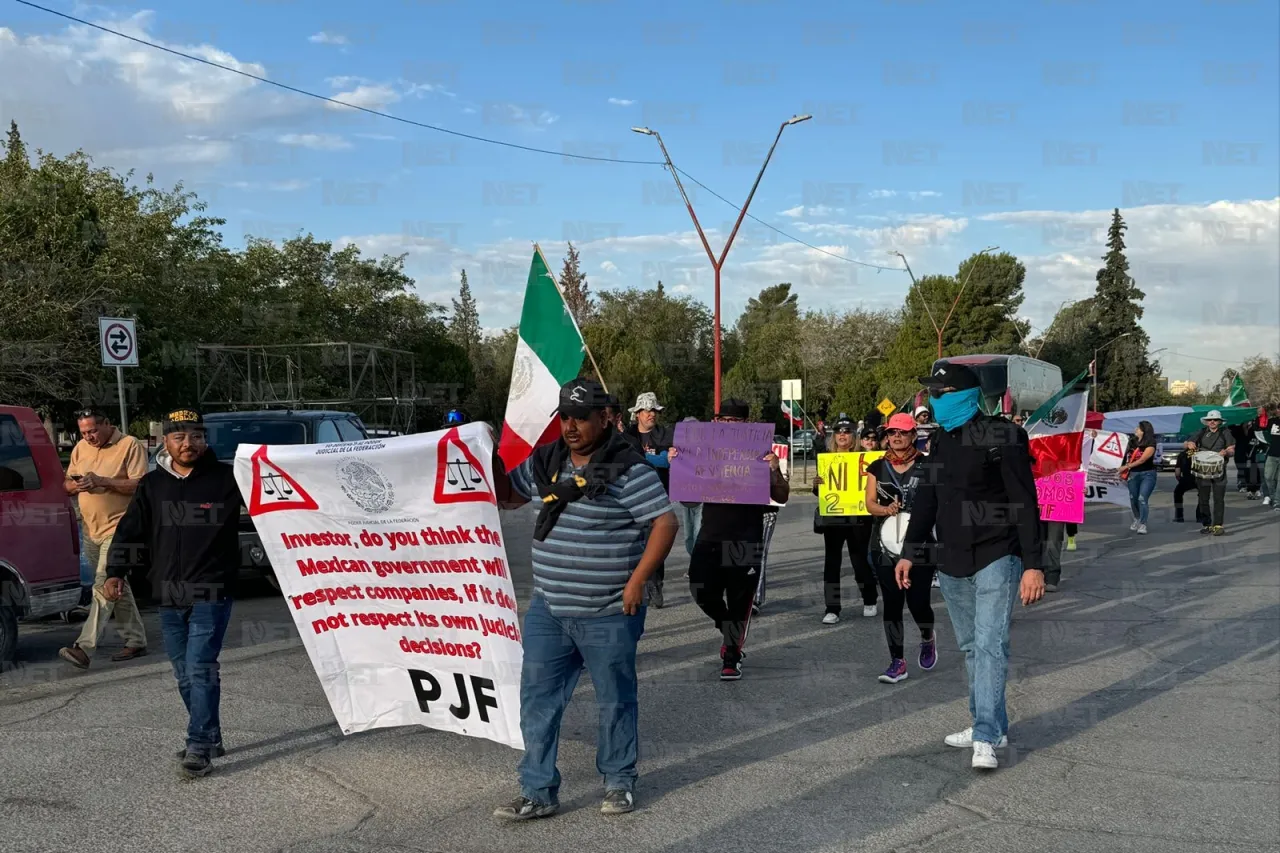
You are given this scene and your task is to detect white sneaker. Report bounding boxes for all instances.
[821,612,840,625]
[944,727,1008,749]
[971,741,998,770]
[1129,519,1141,532]
[931,574,941,588]
[863,604,877,617]
[1263,497,1272,506]
[1136,523,1148,535]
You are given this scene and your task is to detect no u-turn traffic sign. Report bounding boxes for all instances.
[99,317,138,367]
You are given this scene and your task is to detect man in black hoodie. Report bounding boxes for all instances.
[105,409,242,779]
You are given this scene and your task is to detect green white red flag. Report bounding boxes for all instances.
[497,249,586,472]
[1223,375,1250,407]
[1025,369,1090,480]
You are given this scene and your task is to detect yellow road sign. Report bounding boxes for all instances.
[877,397,896,417]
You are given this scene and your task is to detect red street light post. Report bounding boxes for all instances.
[633,115,811,413]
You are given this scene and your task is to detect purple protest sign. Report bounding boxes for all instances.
[669,421,774,505]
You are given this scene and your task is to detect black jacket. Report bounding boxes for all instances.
[902,414,1043,578]
[107,449,243,607]
[624,423,673,492]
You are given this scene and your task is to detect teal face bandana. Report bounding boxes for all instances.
[932,387,982,431]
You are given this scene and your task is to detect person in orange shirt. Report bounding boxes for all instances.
[58,409,149,669]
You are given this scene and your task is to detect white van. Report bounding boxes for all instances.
[931,355,1063,418]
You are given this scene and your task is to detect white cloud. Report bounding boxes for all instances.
[778,205,843,219]
[986,199,1280,377]
[600,260,619,273]
[99,139,234,164]
[276,132,351,151]
[868,189,897,199]
[225,179,312,192]
[326,83,399,111]
[480,102,559,128]
[909,190,942,200]
[308,31,348,46]
[607,97,635,106]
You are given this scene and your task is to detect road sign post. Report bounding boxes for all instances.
[99,318,138,431]
[781,379,803,479]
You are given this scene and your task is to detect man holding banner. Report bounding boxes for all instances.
[492,378,678,820]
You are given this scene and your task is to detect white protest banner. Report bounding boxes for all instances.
[1084,430,1130,507]
[233,423,524,749]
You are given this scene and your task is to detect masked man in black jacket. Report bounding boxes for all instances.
[895,364,1044,772]
[105,409,242,779]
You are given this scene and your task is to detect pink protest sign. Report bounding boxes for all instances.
[1036,471,1085,523]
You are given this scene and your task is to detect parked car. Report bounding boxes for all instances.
[791,429,816,455]
[1157,433,1184,471]
[207,410,369,591]
[0,405,83,665]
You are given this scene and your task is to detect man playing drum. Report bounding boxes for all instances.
[865,413,937,685]
[1191,410,1234,536]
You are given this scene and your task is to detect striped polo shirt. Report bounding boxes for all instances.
[510,456,672,618]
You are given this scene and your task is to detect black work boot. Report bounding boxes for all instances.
[1174,506,1185,522]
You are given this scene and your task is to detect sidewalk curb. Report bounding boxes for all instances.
[0,637,303,707]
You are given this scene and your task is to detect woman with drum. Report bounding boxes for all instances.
[1117,420,1158,534]
[1191,410,1235,535]
[864,413,937,684]
[811,418,880,624]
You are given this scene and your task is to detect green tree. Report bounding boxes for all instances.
[722,284,802,422]
[449,268,481,360]
[1090,209,1159,409]
[1036,298,1096,380]
[558,242,593,324]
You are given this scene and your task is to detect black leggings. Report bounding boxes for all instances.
[873,560,935,660]
[821,523,876,613]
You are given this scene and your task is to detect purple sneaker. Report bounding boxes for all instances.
[877,658,908,684]
[919,637,938,671]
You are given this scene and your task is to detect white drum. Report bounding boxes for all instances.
[1191,450,1225,480]
[878,511,912,560]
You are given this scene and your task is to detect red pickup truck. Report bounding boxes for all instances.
[0,405,82,666]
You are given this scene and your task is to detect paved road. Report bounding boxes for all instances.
[2,489,1277,853]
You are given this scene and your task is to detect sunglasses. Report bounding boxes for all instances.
[835,427,853,434]
[885,429,911,436]
[74,409,104,420]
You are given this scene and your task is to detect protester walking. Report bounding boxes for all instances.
[103,410,242,779]
[676,416,703,556]
[1172,440,1206,524]
[1192,411,1235,535]
[491,379,677,820]
[810,416,879,624]
[897,363,1045,771]
[1118,420,1158,534]
[624,392,675,608]
[57,409,149,669]
[1262,406,1280,511]
[865,413,936,683]
[680,399,789,682]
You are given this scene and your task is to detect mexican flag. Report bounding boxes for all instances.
[1223,375,1250,407]
[497,249,586,472]
[780,400,802,428]
[1025,368,1090,480]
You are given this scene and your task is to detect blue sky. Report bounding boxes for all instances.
[2,0,1278,387]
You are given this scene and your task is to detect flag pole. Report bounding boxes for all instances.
[533,243,609,394]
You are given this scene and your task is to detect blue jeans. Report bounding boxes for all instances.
[159,600,234,756]
[1127,469,1157,524]
[937,556,1020,745]
[681,504,703,557]
[518,594,646,805]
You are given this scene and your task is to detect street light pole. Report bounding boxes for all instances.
[634,115,811,413]
[894,246,998,359]
[1092,331,1132,411]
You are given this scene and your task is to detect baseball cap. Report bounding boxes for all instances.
[859,426,878,439]
[832,413,854,431]
[918,362,981,391]
[913,405,930,418]
[717,399,750,420]
[555,378,612,419]
[163,408,204,434]
[886,413,918,432]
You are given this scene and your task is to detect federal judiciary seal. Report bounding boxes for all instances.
[337,458,395,514]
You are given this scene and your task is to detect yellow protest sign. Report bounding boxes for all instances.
[817,451,885,516]
[877,398,896,417]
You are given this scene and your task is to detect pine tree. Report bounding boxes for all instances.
[559,242,593,323]
[1090,209,1157,409]
[1,120,30,183]
[449,268,481,361]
